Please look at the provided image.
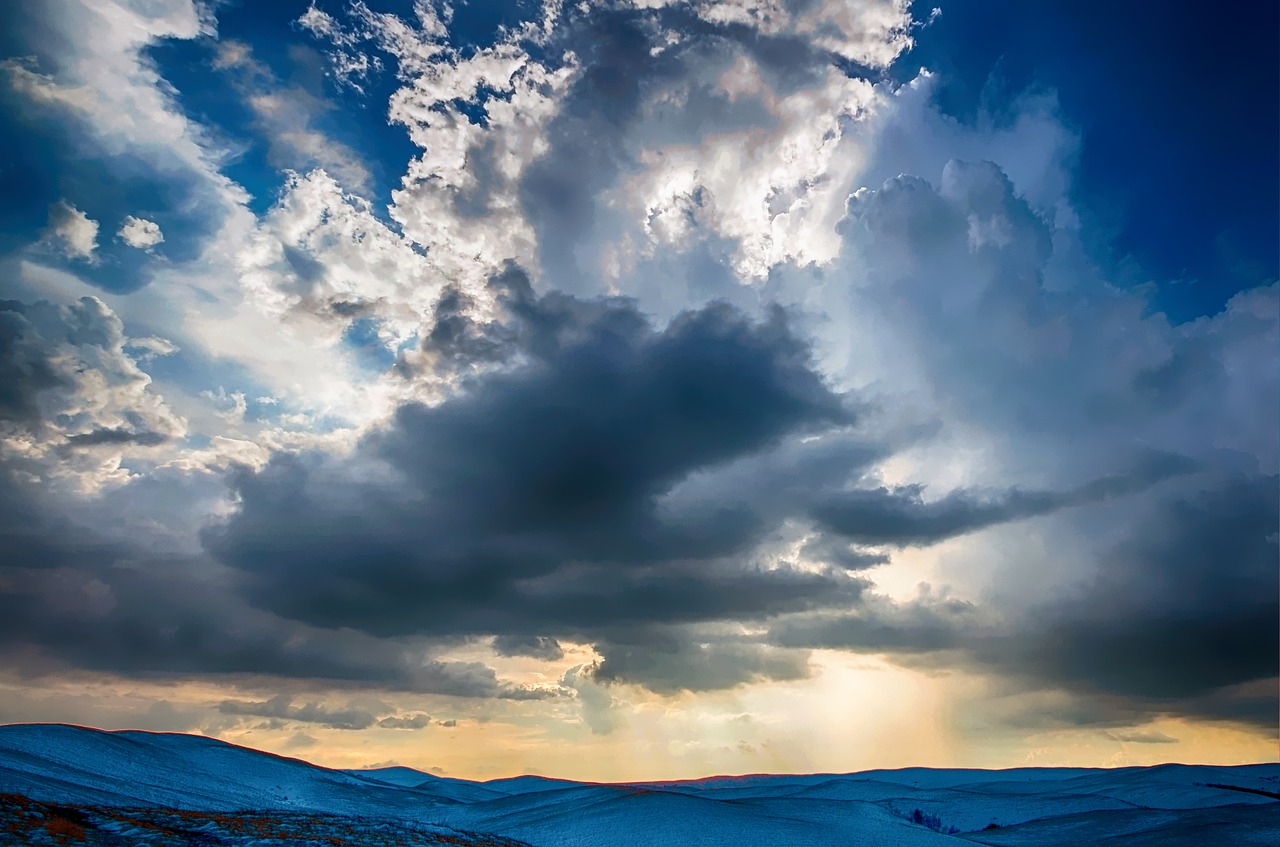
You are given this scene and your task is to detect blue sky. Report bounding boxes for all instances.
[0,0,1275,778]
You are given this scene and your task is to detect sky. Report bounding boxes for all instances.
[0,0,1275,781]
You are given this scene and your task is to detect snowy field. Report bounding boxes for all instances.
[0,724,1276,846]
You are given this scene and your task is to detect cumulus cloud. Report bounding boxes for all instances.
[44,200,99,261]
[755,151,1279,729]
[299,0,575,310]
[236,169,439,352]
[640,0,916,68]
[117,216,164,249]
[0,296,186,486]
[204,268,856,647]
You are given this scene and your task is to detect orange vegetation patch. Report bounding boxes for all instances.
[42,815,86,843]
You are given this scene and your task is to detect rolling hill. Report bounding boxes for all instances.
[1,723,1276,846]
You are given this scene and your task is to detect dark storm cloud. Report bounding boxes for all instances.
[0,274,866,696]
[810,450,1197,546]
[0,554,542,697]
[988,475,1279,706]
[505,563,854,632]
[0,300,68,427]
[201,265,1214,694]
[774,475,1279,728]
[798,535,889,570]
[0,468,132,572]
[0,465,549,698]
[206,267,852,639]
[770,583,978,657]
[590,633,811,695]
[492,635,565,662]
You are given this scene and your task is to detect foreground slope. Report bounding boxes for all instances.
[1,723,1276,846]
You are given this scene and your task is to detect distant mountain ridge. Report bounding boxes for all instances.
[1,723,1277,846]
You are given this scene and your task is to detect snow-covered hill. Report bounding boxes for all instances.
[1,723,1276,846]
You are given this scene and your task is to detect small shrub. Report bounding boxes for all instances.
[909,808,945,831]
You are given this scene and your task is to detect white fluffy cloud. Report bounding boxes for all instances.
[2,0,241,204]
[117,216,165,249]
[44,200,100,261]
[236,169,438,349]
[637,0,916,67]
[616,59,884,279]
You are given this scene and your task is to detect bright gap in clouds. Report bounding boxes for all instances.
[0,0,1274,780]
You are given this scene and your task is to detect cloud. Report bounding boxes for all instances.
[492,635,565,662]
[3,0,249,282]
[124,335,179,361]
[0,0,1274,754]
[0,303,68,428]
[117,216,164,249]
[219,694,376,730]
[0,533,554,697]
[205,267,853,646]
[0,426,558,698]
[671,0,916,68]
[377,713,432,729]
[808,451,1196,547]
[201,256,1239,698]
[562,664,622,735]
[592,634,810,695]
[748,147,1278,730]
[986,476,1279,712]
[1106,730,1178,745]
[773,476,1279,728]
[61,427,171,447]
[212,40,373,193]
[44,200,99,261]
[0,296,186,486]
[300,0,575,308]
[818,159,1278,484]
[235,169,440,356]
[770,583,980,655]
